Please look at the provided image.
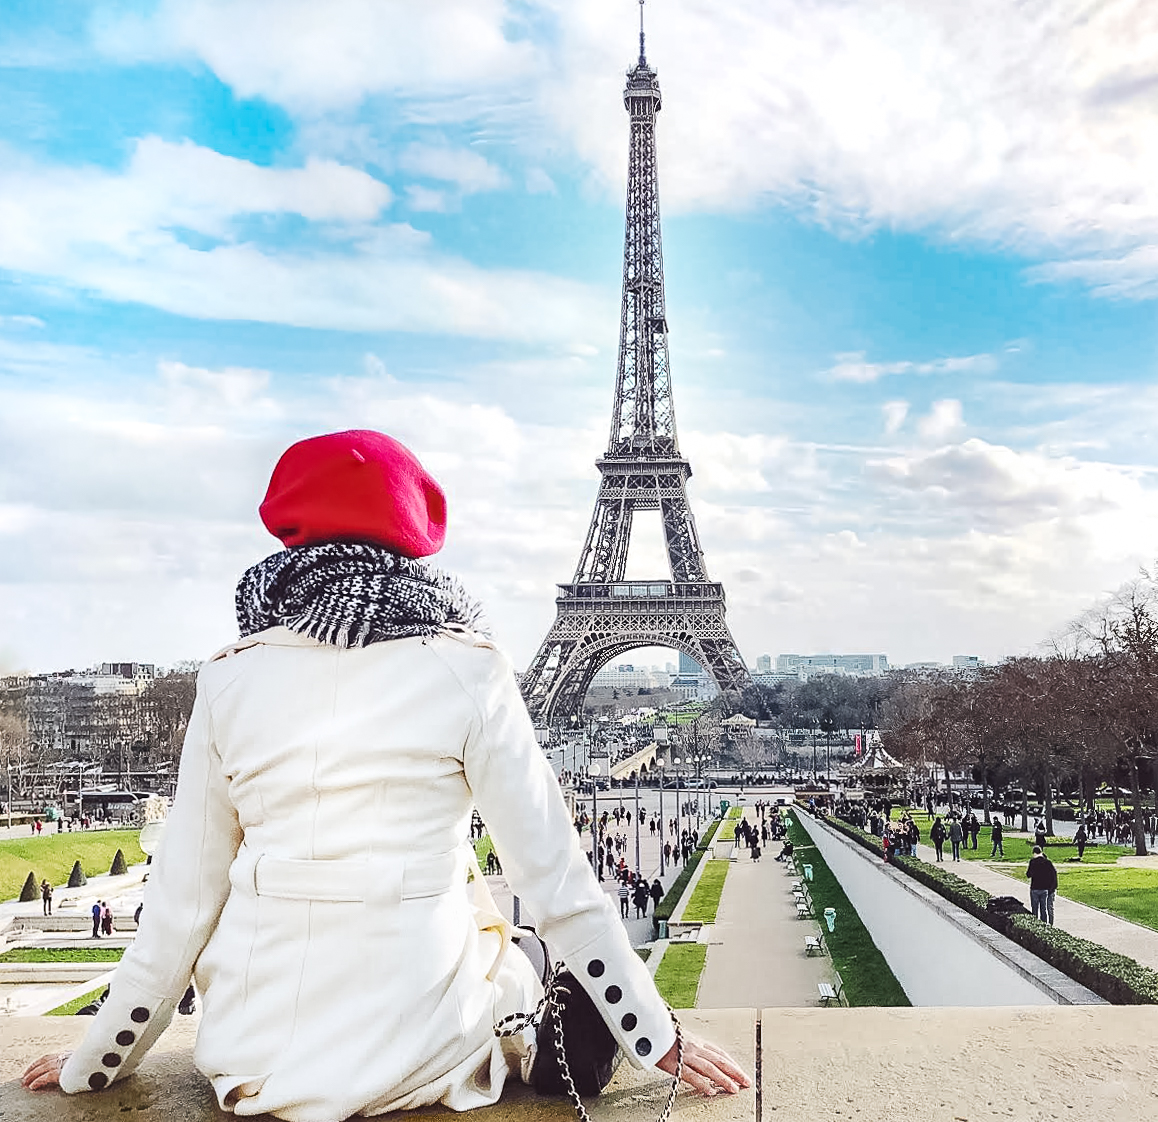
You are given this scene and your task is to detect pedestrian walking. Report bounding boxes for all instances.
[90,901,101,939]
[101,902,114,936]
[40,880,53,916]
[1027,846,1058,925]
[632,879,649,918]
[1074,822,1087,861]
[990,819,1004,858]
[650,877,663,910]
[618,880,630,919]
[930,816,946,862]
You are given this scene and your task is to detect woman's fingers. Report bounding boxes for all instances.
[21,1052,68,1090]
[657,1036,752,1096]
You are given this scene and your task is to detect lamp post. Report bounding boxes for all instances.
[634,766,641,873]
[656,758,665,876]
[589,761,603,881]
[673,756,683,863]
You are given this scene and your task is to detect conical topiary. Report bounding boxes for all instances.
[19,871,39,902]
[68,860,87,888]
[110,849,128,876]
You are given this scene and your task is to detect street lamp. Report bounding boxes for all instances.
[673,756,683,863]
[633,765,641,874]
[588,761,603,881]
[656,758,666,876]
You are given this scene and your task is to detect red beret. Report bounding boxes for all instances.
[259,430,447,557]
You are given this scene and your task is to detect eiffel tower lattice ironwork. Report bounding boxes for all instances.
[520,18,754,727]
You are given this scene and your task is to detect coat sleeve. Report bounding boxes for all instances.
[60,676,242,1094]
[459,647,676,1071]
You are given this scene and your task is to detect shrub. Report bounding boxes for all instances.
[68,860,87,888]
[19,871,38,902]
[109,849,128,876]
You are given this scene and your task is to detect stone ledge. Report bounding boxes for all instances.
[4,1007,1158,1121]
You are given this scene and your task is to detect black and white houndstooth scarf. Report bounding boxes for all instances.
[235,542,488,648]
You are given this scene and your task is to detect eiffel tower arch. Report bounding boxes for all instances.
[520,17,755,727]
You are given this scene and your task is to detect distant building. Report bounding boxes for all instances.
[952,655,983,670]
[755,654,772,673]
[775,653,889,680]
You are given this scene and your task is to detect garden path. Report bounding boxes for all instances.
[697,810,831,1008]
[910,836,1158,969]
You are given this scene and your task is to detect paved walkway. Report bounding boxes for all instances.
[911,836,1158,970]
[697,810,832,1008]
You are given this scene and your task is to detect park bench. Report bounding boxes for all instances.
[804,935,825,956]
[796,901,810,919]
[818,976,843,1005]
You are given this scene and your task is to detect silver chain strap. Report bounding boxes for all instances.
[496,966,684,1122]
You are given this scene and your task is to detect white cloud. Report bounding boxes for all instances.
[400,144,507,193]
[827,351,995,384]
[5,354,1158,671]
[91,0,536,113]
[0,141,612,344]
[0,314,44,329]
[917,399,965,442]
[882,401,909,436]
[1029,245,1158,300]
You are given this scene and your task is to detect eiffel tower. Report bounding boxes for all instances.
[520,8,755,727]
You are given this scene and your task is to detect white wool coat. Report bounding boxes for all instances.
[60,625,675,1120]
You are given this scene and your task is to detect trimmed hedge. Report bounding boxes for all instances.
[109,848,128,876]
[653,818,721,933]
[819,811,1158,1005]
[68,860,87,888]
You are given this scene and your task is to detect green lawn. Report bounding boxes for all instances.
[681,860,729,923]
[0,947,124,963]
[653,943,707,1008]
[1052,867,1158,932]
[472,836,495,869]
[46,985,108,1016]
[0,830,145,902]
[717,820,737,842]
[786,811,910,1008]
[894,809,1129,865]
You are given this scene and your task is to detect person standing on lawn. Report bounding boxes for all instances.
[1074,822,1088,861]
[990,819,1004,858]
[930,816,946,862]
[1027,846,1058,925]
[948,816,964,861]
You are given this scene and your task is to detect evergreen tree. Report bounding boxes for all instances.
[110,849,128,876]
[19,871,38,902]
[68,860,87,888]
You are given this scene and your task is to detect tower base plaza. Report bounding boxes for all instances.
[4,1006,1156,1122]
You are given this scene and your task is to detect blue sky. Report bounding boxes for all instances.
[2,0,1157,674]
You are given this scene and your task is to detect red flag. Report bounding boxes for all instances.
[855,734,862,756]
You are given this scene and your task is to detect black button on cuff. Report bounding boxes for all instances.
[88,1072,109,1090]
[635,1037,652,1058]
[605,985,622,1004]
[102,1053,121,1068]
[116,1030,136,1046]
[621,1012,637,1031]
[130,1006,150,1023]
[587,959,605,978]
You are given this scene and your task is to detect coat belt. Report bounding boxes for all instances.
[231,844,466,903]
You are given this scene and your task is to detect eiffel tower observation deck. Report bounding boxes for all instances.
[521,9,755,727]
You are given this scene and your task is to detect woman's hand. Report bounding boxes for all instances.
[22,1052,70,1091]
[655,1034,751,1096]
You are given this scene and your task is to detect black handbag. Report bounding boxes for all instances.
[496,959,682,1122]
[530,968,620,1096]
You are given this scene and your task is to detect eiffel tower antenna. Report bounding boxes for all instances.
[520,9,756,727]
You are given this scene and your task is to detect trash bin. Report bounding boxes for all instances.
[804,864,813,881]
[658,920,668,939]
[823,907,836,933]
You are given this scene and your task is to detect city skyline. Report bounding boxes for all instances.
[2,2,1157,674]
